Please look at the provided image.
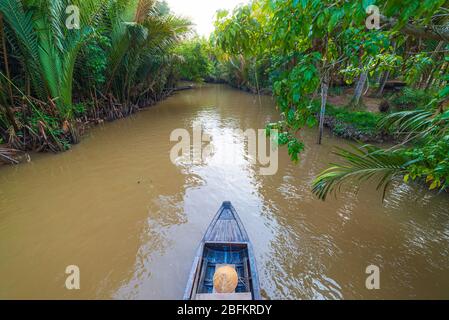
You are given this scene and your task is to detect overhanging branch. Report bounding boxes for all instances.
[381,15,449,42]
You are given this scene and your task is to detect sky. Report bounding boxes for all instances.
[165,0,249,37]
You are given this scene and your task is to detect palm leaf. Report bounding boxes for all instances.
[0,0,48,99]
[380,107,449,143]
[312,144,409,201]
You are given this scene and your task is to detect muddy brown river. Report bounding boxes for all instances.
[1,84,449,299]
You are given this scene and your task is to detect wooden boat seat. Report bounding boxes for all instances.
[195,292,253,300]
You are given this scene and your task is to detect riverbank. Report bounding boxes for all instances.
[1,83,395,166]
[0,86,187,165]
[214,80,394,143]
[317,104,393,143]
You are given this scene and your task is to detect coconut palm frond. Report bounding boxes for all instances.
[134,0,156,24]
[380,107,449,143]
[105,0,192,100]
[0,0,48,99]
[312,144,409,201]
[380,109,435,140]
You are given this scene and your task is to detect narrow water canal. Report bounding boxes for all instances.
[1,84,449,299]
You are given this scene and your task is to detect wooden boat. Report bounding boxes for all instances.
[183,201,261,300]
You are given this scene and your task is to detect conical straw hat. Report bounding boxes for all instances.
[213,265,238,293]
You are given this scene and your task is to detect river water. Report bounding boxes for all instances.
[1,84,449,299]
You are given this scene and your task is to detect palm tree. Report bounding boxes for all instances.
[104,0,191,103]
[0,0,192,152]
[0,0,109,119]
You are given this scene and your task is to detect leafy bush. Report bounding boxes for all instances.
[314,104,384,135]
[174,38,213,82]
[78,35,111,88]
[390,88,433,110]
[333,110,382,135]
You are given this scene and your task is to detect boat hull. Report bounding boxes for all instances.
[184,201,261,300]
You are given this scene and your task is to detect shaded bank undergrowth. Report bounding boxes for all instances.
[0,86,177,164]
[317,104,392,143]
[0,0,191,163]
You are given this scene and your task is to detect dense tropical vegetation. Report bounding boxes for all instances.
[2,0,449,201]
[0,0,190,156]
[206,0,449,199]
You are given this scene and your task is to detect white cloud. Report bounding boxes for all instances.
[165,0,248,37]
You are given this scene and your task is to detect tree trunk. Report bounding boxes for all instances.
[377,70,390,97]
[318,71,329,145]
[253,57,262,106]
[377,41,396,97]
[351,71,367,106]
[376,72,382,86]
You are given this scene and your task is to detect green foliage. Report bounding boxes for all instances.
[266,121,305,162]
[314,84,449,199]
[390,88,434,110]
[268,53,322,156]
[174,38,212,82]
[312,144,408,200]
[404,53,433,85]
[0,0,192,151]
[324,104,384,135]
[212,0,444,170]
[211,2,271,91]
[213,3,264,57]
[210,0,449,199]
[264,0,376,160]
[72,103,86,118]
[104,1,191,102]
[78,35,111,88]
